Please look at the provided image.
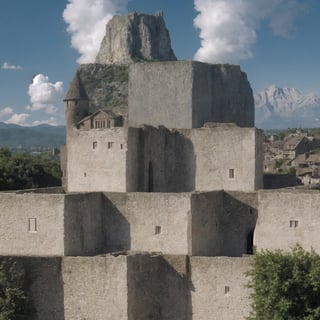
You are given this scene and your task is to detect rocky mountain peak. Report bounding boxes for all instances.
[95,11,177,64]
[255,85,320,129]
[256,85,301,107]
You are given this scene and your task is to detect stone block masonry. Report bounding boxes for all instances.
[0,254,253,320]
[0,190,257,258]
[128,61,254,129]
[0,192,104,256]
[63,256,128,320]
[190,256,253,320]
[0,193,65,256]
[103,191,257,257]
[256,189,320,252]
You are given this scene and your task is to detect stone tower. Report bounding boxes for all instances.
[95,11,177,64]
[64,72,89,135]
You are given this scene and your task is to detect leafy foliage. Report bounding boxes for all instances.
[0,148,61,190]
[247,245,320,320]
[0,259,35,320]
[78,64,129,112]
[273,159,285,169]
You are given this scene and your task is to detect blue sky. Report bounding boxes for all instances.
[0,0,319,126]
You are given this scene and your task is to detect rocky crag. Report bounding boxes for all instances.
[77,11,177,113]
[95,11,177,64]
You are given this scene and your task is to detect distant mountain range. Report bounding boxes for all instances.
[255,85,320,129]
[0,123,66,149]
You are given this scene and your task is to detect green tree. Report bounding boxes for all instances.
[0,260,35,320]
[0,148,61,190]
[247,245,320,320]
[274,159,285,170]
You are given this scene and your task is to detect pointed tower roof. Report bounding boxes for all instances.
[64,71,89,101]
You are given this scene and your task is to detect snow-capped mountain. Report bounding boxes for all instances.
[255,85,320,129]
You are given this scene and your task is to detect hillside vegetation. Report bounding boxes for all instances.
[0,123,65,150]
[78,63,129,112]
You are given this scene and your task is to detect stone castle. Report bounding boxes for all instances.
[0,11,319,320]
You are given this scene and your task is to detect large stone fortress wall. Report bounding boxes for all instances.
[0,192,104,256]
[2,185,320,319]
[65,123,263,193]
[1,254,252,320]
[139,125,263,192]
[179,125,263,191]
[129,61,254,129]
[0,190,256,258]
[255,188,320,252]
[3,10,320,320]
[66,127,141,192]
[103,191,256,256]
[64,59,261,194]
[0,193,65,256]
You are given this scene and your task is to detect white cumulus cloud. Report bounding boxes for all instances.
[0,107,14,119]
[193,0,306,64]
[1,62,23,70]
[63,0,128,63]
[26,74,64,114]
[32,117,58,126]
[5,113,30,126]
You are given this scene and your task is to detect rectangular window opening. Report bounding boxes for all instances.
[28,218,37,233]
[155,226,162,235]
[224,286,230,294]
[108,142,114,149]
[93,141,98,149]
[229,169,235,179]
[290,220,299,228]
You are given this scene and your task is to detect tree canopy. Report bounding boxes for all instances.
[0,148,61,191]
[0,259,35,320]
[247,245,320,320]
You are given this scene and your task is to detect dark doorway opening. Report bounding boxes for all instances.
[148,160,154,192]
[246,230,254,254]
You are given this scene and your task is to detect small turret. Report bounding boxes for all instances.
[64,72,89,133]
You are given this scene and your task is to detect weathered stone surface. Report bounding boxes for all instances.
[95,11,177,64]
[256,189,320,253]
[190,256,253,320]
[128,61,254,129]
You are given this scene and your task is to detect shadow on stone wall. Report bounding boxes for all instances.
[263,174,303,189]
[127,254,192,320]
[222,192,258,256]
[102,193,131,252]
[141,126,196,192]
